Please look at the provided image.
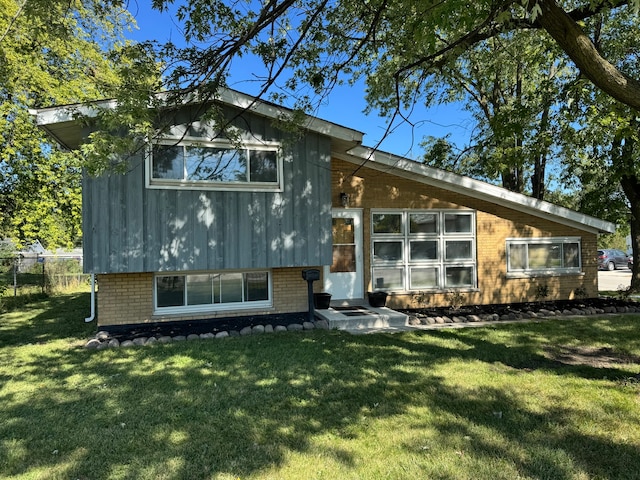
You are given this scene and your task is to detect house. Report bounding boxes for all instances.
[31,89,615,328]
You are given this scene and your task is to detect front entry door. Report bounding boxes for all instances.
[324,209,363,300]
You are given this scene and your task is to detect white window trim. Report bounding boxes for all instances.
[153,269,273,315]
[371,209,477,292]
[145,137,284,192]
[506,237,583,278]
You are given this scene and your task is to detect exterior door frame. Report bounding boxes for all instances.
[324,208,364,300]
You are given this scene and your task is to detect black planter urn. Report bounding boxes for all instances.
[368,291,388,308]
[313,292,332,309]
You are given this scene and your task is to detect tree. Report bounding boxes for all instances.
[556,6,640,291]
[419,30,574,199]
[87,0,640,290]
[0,0,137,248]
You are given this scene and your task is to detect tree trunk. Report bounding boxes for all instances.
[501,165,523,193]
[532,100,551,200]
[534,0,640,111]
[620,173,640,292]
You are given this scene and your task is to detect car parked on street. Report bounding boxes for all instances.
[597,249,629,271]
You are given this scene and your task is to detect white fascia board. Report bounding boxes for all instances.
[30,89,363,144]
[341,146,616,234]
[29,100,117,126]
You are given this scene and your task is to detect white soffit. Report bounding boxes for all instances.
[30,89,363,150]
[340,146,616,234]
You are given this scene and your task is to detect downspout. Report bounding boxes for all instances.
[84,274,96,323]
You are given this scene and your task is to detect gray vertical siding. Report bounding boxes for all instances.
[83,108,333,274]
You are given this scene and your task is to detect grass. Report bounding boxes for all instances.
[1,293,640,479]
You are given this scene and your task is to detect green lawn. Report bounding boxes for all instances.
[1,293,640,480]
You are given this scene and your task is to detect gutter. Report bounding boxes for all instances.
[84,274,96,323]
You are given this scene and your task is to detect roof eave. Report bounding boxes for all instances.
[340,146,616,235]
[29,90,364,151]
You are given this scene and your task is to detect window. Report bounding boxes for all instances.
[148,139,281,190]
[155,270,271,313]
[506,238,581,275]
[371,210,476,291]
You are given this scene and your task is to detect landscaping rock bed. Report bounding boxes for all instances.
[85,313,329,350]
[84,297,639,349]
[398,297,640,326]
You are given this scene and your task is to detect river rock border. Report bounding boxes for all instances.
[84,299,640,350]
[405,304,640,326]
[85,319,329,350]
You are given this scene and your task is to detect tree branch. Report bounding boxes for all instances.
[533,0,640,110]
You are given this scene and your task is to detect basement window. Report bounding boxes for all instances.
[154,270,272,314]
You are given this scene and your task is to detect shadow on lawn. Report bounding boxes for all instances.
[0,292,95,347]
[1,306,639,479]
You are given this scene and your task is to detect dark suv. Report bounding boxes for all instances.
[597,249,629,271]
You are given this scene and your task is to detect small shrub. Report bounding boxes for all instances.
[574,286,588,299]
[413,291,430,309]
[535,284,549,300]
[444,290,465,311]
[616,285,631,299]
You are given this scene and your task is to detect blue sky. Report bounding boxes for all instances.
[126,3,473,159]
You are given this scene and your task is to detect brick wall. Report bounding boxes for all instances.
[96,267,320,327]
[331,158,599,309]
[97,273,154,326]
[96,157,600,326]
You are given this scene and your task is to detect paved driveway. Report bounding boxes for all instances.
[598,269,632,291]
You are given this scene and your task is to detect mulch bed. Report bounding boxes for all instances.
[396,297,639,319]
[100,297,638,342]
[102,312,310,342]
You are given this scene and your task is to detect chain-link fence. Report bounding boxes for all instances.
[0,254,89,296]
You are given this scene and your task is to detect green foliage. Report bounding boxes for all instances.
[0,240,15,257]
[599,227,631,251]
[535,284,550,300]
[44,258,88,293]
[129,0,639,210]
[0,0,137,247]
[0,114,83,248]
[573,286,588,299]
[444,289,465,310]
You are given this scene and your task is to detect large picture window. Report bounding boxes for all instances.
[372,210,476,291]
[506,238,581,275]
[155,270,271,313]
[148,139,281,190]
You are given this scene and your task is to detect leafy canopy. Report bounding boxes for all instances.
[0,0,138,248]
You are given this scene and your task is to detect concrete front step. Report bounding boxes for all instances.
[314,306,408,330]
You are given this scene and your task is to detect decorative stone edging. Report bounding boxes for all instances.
[405,304,640,326]
[84,303,640,350]
[85,319,329,350]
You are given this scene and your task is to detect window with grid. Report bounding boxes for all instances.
[154,271,271,313]
[148,139,280,190]
[371,210,476,291]
[506,238,581,275]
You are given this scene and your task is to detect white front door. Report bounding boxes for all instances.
[324,209,363,300]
